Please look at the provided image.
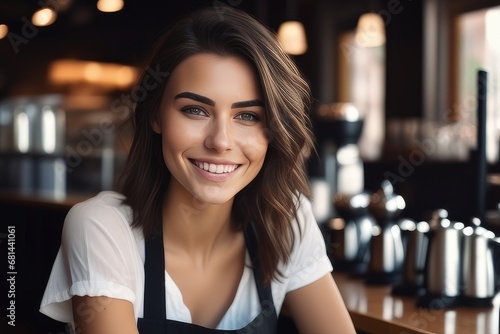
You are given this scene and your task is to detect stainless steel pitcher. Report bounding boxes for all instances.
[332,192,375,276]
[461,217,497,307]
[417,209,464,309]
[393,220,429,296]
[365,180,405,285]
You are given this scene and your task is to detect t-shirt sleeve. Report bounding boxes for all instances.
[284,195,333,292]
[39,196,141,323]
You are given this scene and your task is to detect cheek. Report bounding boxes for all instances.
[240,129,269,163]
[162,118,203,154]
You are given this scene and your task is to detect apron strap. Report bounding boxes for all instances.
[243,224,275,306]
[143,233,166,320]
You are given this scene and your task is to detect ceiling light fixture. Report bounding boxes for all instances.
[48,59,139,90]
[0,24,8,39]
[277,21,308,55]
[32,8,57,27]
[97,0,124,13]
[277,0,307,55]
[355,13,386,48]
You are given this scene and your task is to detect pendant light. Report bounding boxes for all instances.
[0,24,8,39]
[277,21,307,55]
[277,0,307,55]
[355,12,385,47]
[32,8,57,27]
[97,0,124,13]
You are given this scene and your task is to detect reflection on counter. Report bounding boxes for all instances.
[335,273,500,334]
[0,94,132,198]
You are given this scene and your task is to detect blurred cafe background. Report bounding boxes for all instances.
[1,0,500,333]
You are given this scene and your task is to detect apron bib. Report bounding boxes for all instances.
[137,224,277,334]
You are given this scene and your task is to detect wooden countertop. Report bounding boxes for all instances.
[333,273,500,334]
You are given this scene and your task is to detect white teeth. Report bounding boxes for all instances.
[194,160,238,174]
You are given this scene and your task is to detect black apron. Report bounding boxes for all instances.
[137,225,278,334]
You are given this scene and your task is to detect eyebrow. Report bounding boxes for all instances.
[174,92,264,109]
[232,99,264,108]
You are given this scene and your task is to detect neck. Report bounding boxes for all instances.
[161,180,236,257]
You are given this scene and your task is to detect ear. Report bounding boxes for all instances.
[151,114,162,134]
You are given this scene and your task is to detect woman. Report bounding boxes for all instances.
[40,6,356,334]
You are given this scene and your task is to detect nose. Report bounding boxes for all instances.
[204,118,233,152]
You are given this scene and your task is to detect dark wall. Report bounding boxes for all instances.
[385,0,423,119]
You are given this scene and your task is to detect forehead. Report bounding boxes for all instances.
[164,53,262,100]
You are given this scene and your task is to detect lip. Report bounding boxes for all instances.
[189,158,241,182]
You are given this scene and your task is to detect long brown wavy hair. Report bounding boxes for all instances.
[119,6,314,285]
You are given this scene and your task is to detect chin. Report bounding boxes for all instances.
[193,186,236,205]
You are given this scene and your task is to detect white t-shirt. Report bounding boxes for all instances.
[39,191,332,330]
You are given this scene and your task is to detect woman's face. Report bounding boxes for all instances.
[153,53,268,205]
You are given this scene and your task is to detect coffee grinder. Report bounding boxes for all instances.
[315,103,374,274]
[316,103,365,198]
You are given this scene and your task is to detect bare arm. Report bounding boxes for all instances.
[72,296,139,334]
[285,274,356,334]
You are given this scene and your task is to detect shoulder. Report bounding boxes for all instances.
[61,190,145,275]
[62,191,137,248]
[284,193,332,281]
[65,191,131,227]
[291,194,317,237]
[271,193,332,308]
[294,194,314,218]
[67,191,129,220]
[40,192,144,324]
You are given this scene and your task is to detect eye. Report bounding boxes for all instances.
[235,112,260,122]
[180,106,208,117]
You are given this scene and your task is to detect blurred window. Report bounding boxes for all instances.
[455,6,500,162]
[337,31,385,161]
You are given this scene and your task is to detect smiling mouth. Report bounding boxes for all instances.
[190,159,240,174]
